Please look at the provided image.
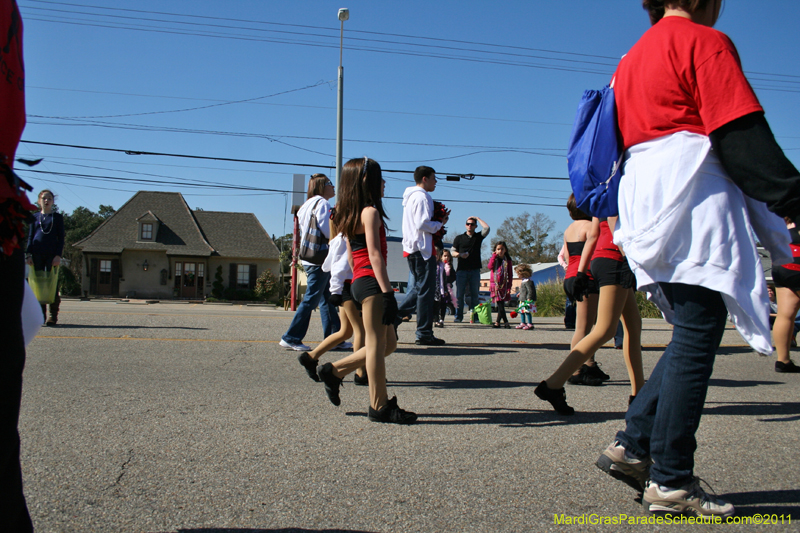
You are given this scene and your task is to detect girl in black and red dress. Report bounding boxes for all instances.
[773,217,800,373]
[315,157,416,424]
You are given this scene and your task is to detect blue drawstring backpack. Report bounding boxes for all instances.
[566,83,623,218]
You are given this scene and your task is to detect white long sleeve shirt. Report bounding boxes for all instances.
[401,186,442,260]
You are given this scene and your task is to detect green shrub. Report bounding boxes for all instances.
[254,269,278,301]
[534,280,566,317]
[58,266,82,296]
[212,266,225,299]
[532,280,663,319]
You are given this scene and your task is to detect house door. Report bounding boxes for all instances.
[97,259,114,295]
[181,262,197,298]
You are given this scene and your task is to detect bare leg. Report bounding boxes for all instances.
[546,285,627,389]
[775,287,800,364]
[619,288,644,396]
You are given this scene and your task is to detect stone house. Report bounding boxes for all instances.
[73,191,280,299]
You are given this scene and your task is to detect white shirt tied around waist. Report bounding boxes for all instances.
[614,131,792,354]
[322,233,352,296]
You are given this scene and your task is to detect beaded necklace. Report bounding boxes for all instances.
[39,212,54,235]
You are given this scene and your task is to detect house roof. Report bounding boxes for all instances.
[194,211,279,260]
[74,191,278,260]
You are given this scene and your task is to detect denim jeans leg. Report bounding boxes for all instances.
[319,278,340,339]
[281,265,330,345]
[414,254,436,340]
[455,270,468,321]
[616,283,727,487]
[467,269,481,315]
[397,258,418,317]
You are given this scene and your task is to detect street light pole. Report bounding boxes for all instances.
[335,8,349,202]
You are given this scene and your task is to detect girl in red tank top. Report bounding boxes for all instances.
[773,217,800,373]
[537,215,644,415]
[316,157,416,425]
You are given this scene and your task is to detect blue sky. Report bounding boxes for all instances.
[16,0,800,243]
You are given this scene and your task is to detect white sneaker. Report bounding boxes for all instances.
[643,478,735,517]
[333,341,353,351]
[279,339,311,351]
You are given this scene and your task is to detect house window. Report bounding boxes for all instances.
[99,260,112,285]
[174,262,182,289]
[141,223,153,240]
[237,264,249,289]
[197,263,205,288]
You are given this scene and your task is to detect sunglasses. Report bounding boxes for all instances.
[466,222,477,226]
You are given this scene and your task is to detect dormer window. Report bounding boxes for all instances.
[141,223,153,240]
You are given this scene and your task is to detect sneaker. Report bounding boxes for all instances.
[596,441,652,491]
[415,336,446,346]
[280,339,311,352]
[567,365,605,386]
[317,362,343,406]
[46,317,58,326]
[642,478,735,517]
[534,380,574,415]
[585,363,610,382]
[367,396,417,424]
[333,341,353,351]
[453,318,463,323]
[775,360,800,373]
[298,352,320,382]
[353,372,369,386]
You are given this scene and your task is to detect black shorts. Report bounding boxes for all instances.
[351,276,381,304]
[341,280,353,303]
[773,265,800,291]
[563,275,599,301]
[591,257,636,289]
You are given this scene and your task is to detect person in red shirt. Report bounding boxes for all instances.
[0,1,35,530]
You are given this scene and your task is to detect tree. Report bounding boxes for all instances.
[492,211,561,264]
[60,204,116,293]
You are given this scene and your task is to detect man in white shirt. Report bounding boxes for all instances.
[398,166,448,345]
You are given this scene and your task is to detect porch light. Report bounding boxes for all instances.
[143,260,148,271]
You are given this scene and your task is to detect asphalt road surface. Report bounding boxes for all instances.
[18,299,800,532]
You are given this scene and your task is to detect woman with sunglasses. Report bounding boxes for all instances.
[316,157,416,424]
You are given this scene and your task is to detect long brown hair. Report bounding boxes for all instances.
[336,157,388,239]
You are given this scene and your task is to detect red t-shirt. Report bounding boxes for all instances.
[0,0,25,167]
[614,16,762,151]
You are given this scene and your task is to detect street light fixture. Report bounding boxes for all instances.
[335,8,349,202]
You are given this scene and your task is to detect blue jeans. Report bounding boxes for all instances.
[455,269,481,321]
[397,252,436,340]
[617,283,728,488]
[281,265,340,345]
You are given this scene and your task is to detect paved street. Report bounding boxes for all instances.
[19,300,800,532]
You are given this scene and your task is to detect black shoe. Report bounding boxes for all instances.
[367,396,417,424]
[353,372,369,386]
[317,362,343,406]
[567,365,605,386]
[585,363,610,382]
[298,352,320,382]
[776,360,800,373]
[534,381,574,415]
[415,336,446,346]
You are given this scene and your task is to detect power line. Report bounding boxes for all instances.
[20,140,570,181]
